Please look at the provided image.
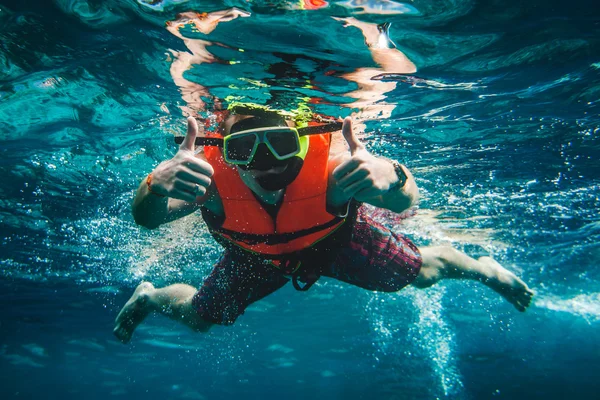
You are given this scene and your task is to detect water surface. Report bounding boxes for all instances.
[1,1,599,399]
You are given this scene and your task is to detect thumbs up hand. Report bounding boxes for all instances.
[147,117,215,202]
[332,117,399,202]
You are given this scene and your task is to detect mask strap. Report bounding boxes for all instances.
[173,122,342,146]
[297,121,343,136]
[174,137,224,146]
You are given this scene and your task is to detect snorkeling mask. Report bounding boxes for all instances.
[175,107,341,191]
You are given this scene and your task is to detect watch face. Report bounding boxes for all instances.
[391,161,407,189]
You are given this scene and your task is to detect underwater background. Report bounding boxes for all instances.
[1,0,599,399]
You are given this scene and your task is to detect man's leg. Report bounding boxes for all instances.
[114,251,290,344]
[413,246,534,311]
[114,282,211,344]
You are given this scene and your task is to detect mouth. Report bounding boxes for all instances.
[252,163,288,176]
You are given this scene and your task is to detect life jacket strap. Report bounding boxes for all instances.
[213,216,344,246]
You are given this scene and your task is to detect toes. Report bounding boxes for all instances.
[514,292,533,312]
[510,295,528,312]
[503,286,533,312]
[512,299,525,312]
[114,326,132,344]
[113,327,125,341]
[520,289,534,304]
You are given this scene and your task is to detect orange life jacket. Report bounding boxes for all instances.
[203,133,345,260]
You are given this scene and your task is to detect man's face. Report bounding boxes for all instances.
[221,114,304,192]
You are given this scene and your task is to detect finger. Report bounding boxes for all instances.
[170,188,197,203]
[177,169,212,188]
[174,179,198,192]
[174,180,207,198]
[180,117,199,152]
[342,117,364,156]
[184,157,215,177]
[354,187,380,200]
[332,157,361,181]
[342,179,371,198]
[337,167,368,189]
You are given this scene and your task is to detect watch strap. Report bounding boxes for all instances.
[389,160,407,190]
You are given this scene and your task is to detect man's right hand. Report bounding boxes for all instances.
[147,117,215,202]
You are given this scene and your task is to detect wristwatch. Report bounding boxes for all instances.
[389,160,407,190]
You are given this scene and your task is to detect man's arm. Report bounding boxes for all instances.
[327,118,419,214]
[132,117,215,229]
[132,177,213,229]
[352,158,418,213]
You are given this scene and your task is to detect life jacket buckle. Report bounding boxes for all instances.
[292,272,319,292]
[277,257,301,275]
[273,258,320,291]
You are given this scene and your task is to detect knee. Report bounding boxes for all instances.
[412,246,457,289]
[421,246,460,270]
[412,266,440,289]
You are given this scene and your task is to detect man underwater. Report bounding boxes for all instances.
[114,106,534,343]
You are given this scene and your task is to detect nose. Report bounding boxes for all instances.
[254,143,273,159]
[248,143,281,170]
[246,143,279,170]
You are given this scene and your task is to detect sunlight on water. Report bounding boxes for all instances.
[410,288,463,397]
[137,0,190,12]
[1,0,599,398]
[364,286,462,398]
[337,0,419,15]
[536,293,600,324]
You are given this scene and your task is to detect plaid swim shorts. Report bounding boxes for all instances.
[192,206,422,325]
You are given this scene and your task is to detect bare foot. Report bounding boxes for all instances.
[478,257,534,312]
[114,282,155,343]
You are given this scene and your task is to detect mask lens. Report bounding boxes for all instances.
[265,129,299,159]
[225,133,257,163]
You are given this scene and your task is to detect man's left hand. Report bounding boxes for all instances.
[332,117,399,202]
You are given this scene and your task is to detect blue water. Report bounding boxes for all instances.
[1,0,599,399]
